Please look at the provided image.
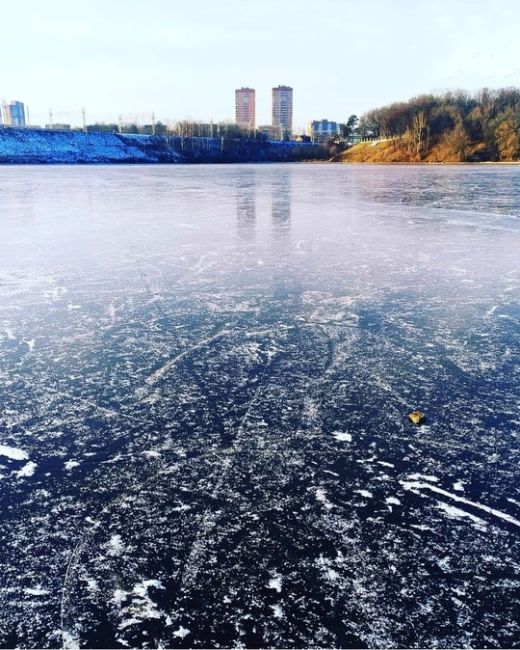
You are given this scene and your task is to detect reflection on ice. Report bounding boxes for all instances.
[272,168,291,233]
[235,168,256,238]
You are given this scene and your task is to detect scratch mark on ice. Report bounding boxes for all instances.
[400,480,520,529]
[141,329,231,389]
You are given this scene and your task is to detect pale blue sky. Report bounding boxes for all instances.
[3,0,520,129]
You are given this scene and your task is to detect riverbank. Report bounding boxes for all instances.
[0,128,327,164]
[333,138,493,163]
[333,137,520,164]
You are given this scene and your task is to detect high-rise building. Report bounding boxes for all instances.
[6,101,26,127]
[272,86,293,137]
[0,100,8,125]
[235,88,255,129]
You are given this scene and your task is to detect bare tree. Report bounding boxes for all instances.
[409,111,428,157]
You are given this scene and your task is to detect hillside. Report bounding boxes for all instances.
[337,88,520,163]
[335,138,490,163]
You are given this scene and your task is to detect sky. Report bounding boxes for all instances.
[3,0,520,130]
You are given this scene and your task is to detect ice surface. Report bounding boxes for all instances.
[0,164,519,648]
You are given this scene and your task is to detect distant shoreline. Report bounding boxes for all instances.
[335,159,520,165]
[0,128,327,165]
[334,134,520,165]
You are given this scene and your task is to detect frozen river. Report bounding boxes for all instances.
[0,163,519,648]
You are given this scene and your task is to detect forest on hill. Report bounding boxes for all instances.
[340,88,520,162]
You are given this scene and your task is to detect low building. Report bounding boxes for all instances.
[306,119,339,143]
[45,123,72,131]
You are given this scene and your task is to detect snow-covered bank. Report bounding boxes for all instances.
[0,128,181,164]
[0,128,326,164]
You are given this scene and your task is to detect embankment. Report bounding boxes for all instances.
[334,138,491,163]
[0,128,327,164]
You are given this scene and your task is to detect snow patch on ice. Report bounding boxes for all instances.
[173,626,190,639]
[326,568,339,581]
[0,445,28,461]
[112,589,128,607]
[172,503,191,512]
[108,534,124,556]
[315,487,333,509]
[142,450,161,458]
[410,524,433,532]
[44,286,68,301]
[5,327,16,340]
[408,473,439,483]
[114,580,167,630]
[436,502,487,531]
[61,630,80,650]
[24,585,49,596]
[133,579,164,598]
[268,576,282,592]
[333,431,352,442]
[16,461,37,478]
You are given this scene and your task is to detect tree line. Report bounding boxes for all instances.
[84,121,266,140]
[354,88,520,161]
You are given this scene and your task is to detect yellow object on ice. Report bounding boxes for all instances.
[408,410,426,425]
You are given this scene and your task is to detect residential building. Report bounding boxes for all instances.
[306,119,339,143]
[272,86,293,137]
[6,100,26,127]
[235,87,255,129]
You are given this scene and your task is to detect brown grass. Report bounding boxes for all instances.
[334,139,491,164]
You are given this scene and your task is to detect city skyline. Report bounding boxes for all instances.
[2,0,520,128]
